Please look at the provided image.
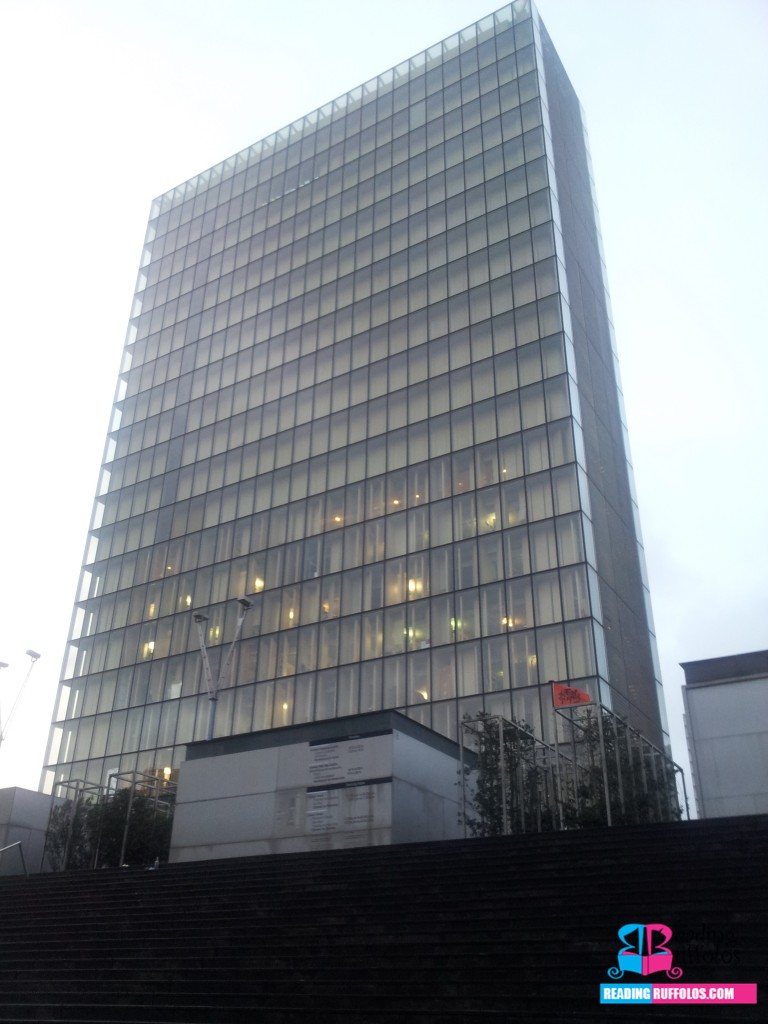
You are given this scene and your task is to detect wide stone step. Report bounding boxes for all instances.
[0,816,764,1023]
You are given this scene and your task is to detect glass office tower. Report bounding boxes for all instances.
[42,0,669,796]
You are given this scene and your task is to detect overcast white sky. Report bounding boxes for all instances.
[0,0,765,795]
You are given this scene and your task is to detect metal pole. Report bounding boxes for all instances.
[679,765,691,821]
[195,599,251,742]
[571,709,580,818]
[39,793,56,873]
[206,694,218,742]
[533,745,542,833]
[650,748,662,820]
[459,720,467,839]
[0,652,41,747]
[90,790,106,870]
[612,712,625,821]
[638,732,649,803]
[119,781,136,866]
[62,779,80,871]
[553,708,564,830]
[498,717,509,836]
[625,719,637,823]
[218,599,252,690]
[595,703,612,827]
[516,732,525,833]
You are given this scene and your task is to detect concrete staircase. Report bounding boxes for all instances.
[0,815,764,1022]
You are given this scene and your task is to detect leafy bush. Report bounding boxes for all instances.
[46,788,173,870]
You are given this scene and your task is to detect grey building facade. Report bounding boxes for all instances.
[682,651,768,818]
[43,0,668,796]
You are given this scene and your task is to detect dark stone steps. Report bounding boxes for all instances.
[0,814,764,1022]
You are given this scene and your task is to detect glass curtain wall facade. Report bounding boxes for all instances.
[42,0,668,796]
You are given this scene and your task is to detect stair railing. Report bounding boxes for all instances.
[0,841,28,877]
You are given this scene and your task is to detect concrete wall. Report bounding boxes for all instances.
[170,724,461,862]
[391,730,462,844]
[684,678,768,817]
[0,787,53,874]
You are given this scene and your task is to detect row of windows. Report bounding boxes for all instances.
[137,198,561,391]
[78,528,593,641]
[112,349,569,501]
[136,154,554,354]
[153,55,544,239]
[52,656,573,775]
[48,665,599,792]
[137,80,550,323]
[150,202,554,369]
[140,158,554,340]
[47,677,557,795]
[127,308,564,435]
[108,352,573,503]
[148,110,547,308]
[57,611,595,752]
[129,177,556,377]
[145,83,546,286]
[82,490,590,629]
[82,488,587,640]
[77,508,589,640]
[71,515,591,678]
[54,638,596,779]
[97,388,586,571]
[44,671,562,792]
[106,357,572,522]
[112,333,572,517]
[117,325,569,477]
[60,650,584,768]
[130,282,562,425]
[85,423,585,598]
[69,576,596,688]
[150,8,537,229]
[157,103,550,268]
[91,422,582,564]
[103,413,575,544]
[106,358,576,509]
[63,609,593,738]
[152,6,536,217]
[135,233,559,403]
[91,453,588,593]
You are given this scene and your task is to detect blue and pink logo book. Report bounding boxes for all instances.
[608,923,684,980]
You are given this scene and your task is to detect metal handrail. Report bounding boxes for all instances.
[0,841,28,877]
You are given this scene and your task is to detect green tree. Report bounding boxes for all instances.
[462,713,557,837]
[462,708,682,836]
[90,789,174,867]
[46,788,174,870]
[45,799,93,871]
[568,708,682,827]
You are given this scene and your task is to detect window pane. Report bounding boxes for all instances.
[478,533,503,583]
[536,625,566,684]
[457,641,481,695]
[533,570,562,625]
[483,635,509,692]
[560,564,589,619]
[509,631,537,687]
[529,520,557,571]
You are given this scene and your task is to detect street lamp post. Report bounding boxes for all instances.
[193,599,252,741]
[0,651,40,751]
